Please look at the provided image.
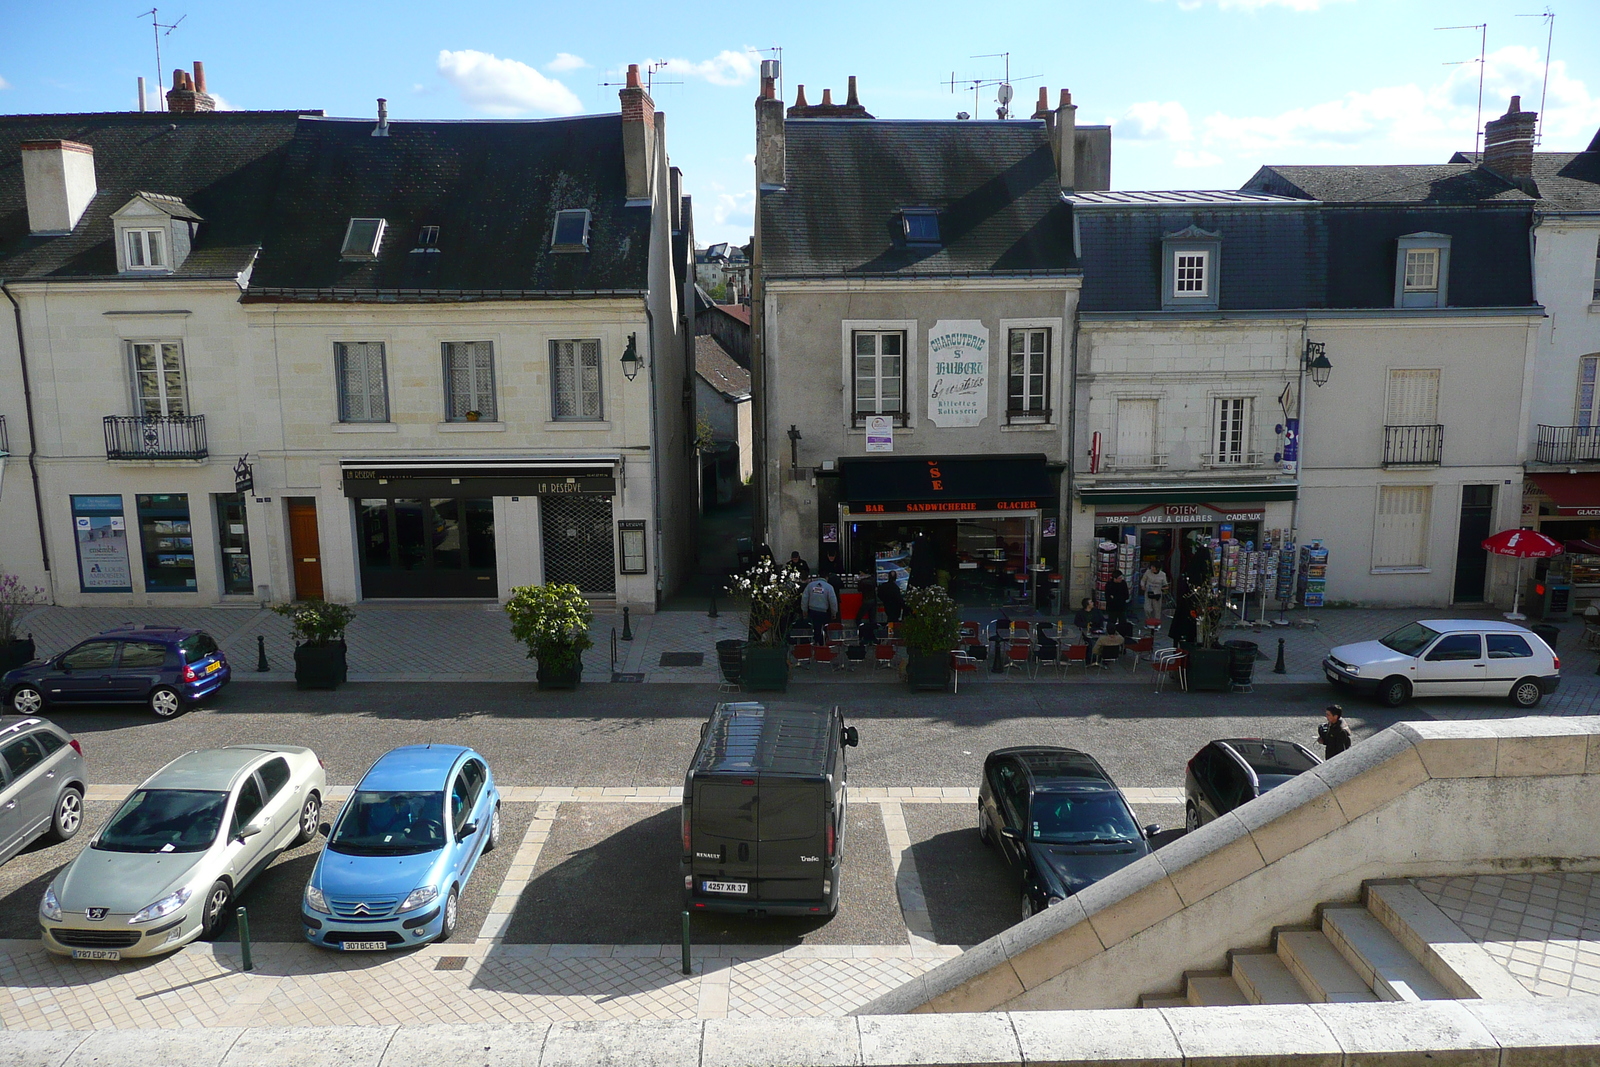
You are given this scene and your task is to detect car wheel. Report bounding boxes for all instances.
[45,787,83,843]
[977,805,994,847]
[1020,891,1036,924]
[1377,676,1410,708]
[1510,678,1543,709]
[438,886,459,942]
[484,803,502,852]
[1185,803,1200,833]
[200,880,231,939]
[292,794,322,846]
[10,686,44,716]
[147,686,184,719]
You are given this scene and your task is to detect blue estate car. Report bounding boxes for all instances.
[302,745,500,950]
[4,627,230,719]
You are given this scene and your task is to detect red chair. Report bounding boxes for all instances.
[1063,643,1089,676]
[951,649,982,692]
[874,643,897,670]
[813,644,839,670]
[1124,636,1155,673]
[1005,639,1032,675]
[791,641,815,670]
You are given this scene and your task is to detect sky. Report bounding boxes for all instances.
[3,1,1599,248]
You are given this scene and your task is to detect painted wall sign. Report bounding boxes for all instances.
[926,320,989,427]
[865,415,894,452]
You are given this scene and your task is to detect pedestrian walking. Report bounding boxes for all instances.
[1139,562,1169,626]
[1104,569,1130,626]
[878,573,906,624]
[1316,705,1352,759]
[855,571,879,646]
[801,575,839,646]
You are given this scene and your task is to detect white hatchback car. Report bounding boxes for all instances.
[1323,620,1559,708]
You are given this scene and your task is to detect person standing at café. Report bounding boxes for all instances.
[855,571,879,646]
[801,574,838,646]
[879,571,906,625]
[1140,561,1169,626]
[1104,569,1131,627]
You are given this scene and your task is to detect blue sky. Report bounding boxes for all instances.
[4,1,1598,246]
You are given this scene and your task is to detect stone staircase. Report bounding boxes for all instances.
[1139,878,1531,1009]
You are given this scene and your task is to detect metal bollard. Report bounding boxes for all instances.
[708,588,718,619]
[621,606,634,641]
[1273,637,1287,675]
[256,635,269,672]
[681,910,692,976]
[236,906,253,971]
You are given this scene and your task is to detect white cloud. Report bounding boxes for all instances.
[1116,101,1193,142]
[207,92,234,111]
[547,53,588,73]
[1173,149,1222,168]
[710,188,754,230]
[645,50,758,88]
[0,75,10,91]
[437,49,583,116]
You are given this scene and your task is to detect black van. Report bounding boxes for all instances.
[681,702,859,916]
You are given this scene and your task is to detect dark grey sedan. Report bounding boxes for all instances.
[0,716,86,863]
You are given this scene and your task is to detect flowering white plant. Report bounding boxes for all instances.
[726,558,804,648]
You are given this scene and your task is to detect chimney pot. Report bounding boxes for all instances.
[1509,95,1521,112]
[626,63,641,89]
[794,84,808,108]
[821,88,833,106]
[846,76,860,107]
[1059,89,1072,107]
[373,98,389,137]
[192,61,206,93]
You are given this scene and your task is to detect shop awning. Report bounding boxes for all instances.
[840,455,1055,513]
[1077,483,1298,505]
[1527,472,1600,516]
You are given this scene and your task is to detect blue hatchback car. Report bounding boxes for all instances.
[302,745,500,951]
[3,626,230,719]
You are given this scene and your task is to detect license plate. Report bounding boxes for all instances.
[1326,670,1340,684]
[205,660,221,674]
[341,941,388,952]
[71,949,120,961]
[702,880,748,895]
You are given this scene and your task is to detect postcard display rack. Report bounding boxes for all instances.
[875,543,911,591]
[1093,539,1138,608]
[1297,541,1329,608]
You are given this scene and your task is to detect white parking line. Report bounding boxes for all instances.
[878,801,940,953]
[476,800,560,944]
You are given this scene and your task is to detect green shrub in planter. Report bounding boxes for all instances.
[900,586,961,691]
[273,599,355,690]
[505,583,593,689]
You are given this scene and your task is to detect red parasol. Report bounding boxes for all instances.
[1480,528,1563,620]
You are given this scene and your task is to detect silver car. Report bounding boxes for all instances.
[0,716,86,862]
[41,745,325,960]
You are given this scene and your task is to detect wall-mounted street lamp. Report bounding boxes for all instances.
[1304,340,1332,387]
[620,333,642,381]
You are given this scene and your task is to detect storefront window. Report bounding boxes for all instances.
[135,494,195,592]
[71,495,133,593]
[358,496,497,598]
[213,493,253,595]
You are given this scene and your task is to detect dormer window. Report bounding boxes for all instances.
[111,191,200,275]
[1161,225,1222,311]
[1394,232,1452,308]
[901,209,940,246]
[552,209,591,252]
[125,229,167,270]
[341,218,386,260]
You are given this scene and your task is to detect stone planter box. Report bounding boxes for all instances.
[2,637,36,673]
[294,642,346,690]
[536,661,583,690]
[906,651,952,691]
[1186,647,1234,692]
[740,645,790,692]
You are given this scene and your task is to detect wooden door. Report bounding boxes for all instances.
[286,499,324,600]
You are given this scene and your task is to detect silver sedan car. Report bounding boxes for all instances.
[41,745,325,959]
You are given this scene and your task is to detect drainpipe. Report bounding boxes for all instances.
[644,303,664,605]
[1063,293,1081,612]
[1,281,52,579]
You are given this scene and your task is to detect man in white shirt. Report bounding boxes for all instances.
[1139,562,1170,627]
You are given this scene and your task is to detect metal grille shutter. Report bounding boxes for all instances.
[541,494,616,593]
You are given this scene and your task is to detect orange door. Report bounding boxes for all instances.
[286,499,324,600]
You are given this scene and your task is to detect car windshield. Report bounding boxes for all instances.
[1256,773,1300,793]
[1380,622,1441,657]
[94,789,226,853]
[1028,791,1142,845]
[179,634,219,664]
[328,791,445,855]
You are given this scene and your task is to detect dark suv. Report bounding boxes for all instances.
[3,626,230,719]
[1185,738,1322,832]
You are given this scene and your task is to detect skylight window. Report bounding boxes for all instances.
[414,225,439,249]
[902,209,940,245]
[552,209,592,252]
[341,218,386,259]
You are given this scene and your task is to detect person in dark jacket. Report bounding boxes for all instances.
[789,551,811,579]
[855,572,879,646]
[878,574,906,623]
[1104,569,1131,625]
[1317,705,1353,758]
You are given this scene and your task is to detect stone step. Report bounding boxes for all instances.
[1277,929,1379,1003]
[1186,973,1248,1007]
[1138,994,1189,1009]
[1364,880,1532,1001]
[1322,905,1452,1002]
[1231,951,1310,1005]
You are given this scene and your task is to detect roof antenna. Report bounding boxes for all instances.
[135,8,186,113]
[1436,23,1488,161]
[1516,8,1555,144]
[947,52,1041,121]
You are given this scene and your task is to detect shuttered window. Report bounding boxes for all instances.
[1578,356,1600,435]
[443,341,496,421]
[1386,369,1440,425]
[1373,485,1432,569]
[1213,397,1251,464]
[336,342,389,423]
[551,339,602,420]
[1115,399,1157,467]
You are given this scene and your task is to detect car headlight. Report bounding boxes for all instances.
[41,887,62,922]
[304,884,330,915]
[1344,664,1360,676]
[129,886,191,924]
[399,885,439,913]
[1046,895,1065,907]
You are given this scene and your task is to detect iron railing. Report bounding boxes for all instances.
[1384,424,1443,466]
[1100,452,1169,472]
[1201,451,1267,469]
[1535,425,1600,465]
[103,415,208,460]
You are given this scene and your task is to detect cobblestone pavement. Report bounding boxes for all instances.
[1415,873,1600,998]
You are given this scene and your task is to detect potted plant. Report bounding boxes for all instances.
[274,599,354,690]
[1184,575,1233,692]
[900,585,962,691]
[0,573,45,671]
[464,409,482,422]
[726,558,803,691]
[505,582,593,689]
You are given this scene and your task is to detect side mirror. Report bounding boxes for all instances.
[459,821,478,837]
[1000,827,1022,842]
[842,726,859,748]
[236,823,262,842]
[699,722,708,740]
[54,658,69,671]
[1144,824,1163,838]
[318,822,331,837]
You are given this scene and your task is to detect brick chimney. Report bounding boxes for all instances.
[1482,95,1537,180]
[619,63,657,202]
[166,62,216,113]
[20,140,97,234]
[756,69,786,188]
[1054,89,1077,193]
[1032,87,1052,122]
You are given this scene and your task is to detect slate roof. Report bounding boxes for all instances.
[695,336,750,400]
[760,119,1076,278]
[0,110,311,280]
[1444,151,1600,212]
[1243,164,1535,204]
[248,114,648,297]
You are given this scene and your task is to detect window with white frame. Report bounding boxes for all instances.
[443,341,496,421]
[853,331,905,423]
[551,210,591,252]
[1386,368,1440,425]
[1373,485,1432,569]
[1403,248,1439,292]
[1174,250,1209,296]
[1578,356,1600,437]
[340,218,386,259]
[1212,397,1251,464]
[124,229,167,270]
[335,341,389,423]
[1007,328,1050,418]
[551,339,602,420]
[1394,233,1451,307]
[128,341,186,416]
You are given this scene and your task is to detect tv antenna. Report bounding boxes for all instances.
[599,60,681,95]
[1436,23,1487,160]
[1516,8,1555,144]
[135,8,186,112]
[946,51,1041,120]
[748,44,784,98]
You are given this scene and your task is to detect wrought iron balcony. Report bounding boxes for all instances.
[1384,423,1443,466]
[1100,452,1169,473]
[1201,451,1267,469]
[103,415,208,461]
[1535,425,1600,465]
